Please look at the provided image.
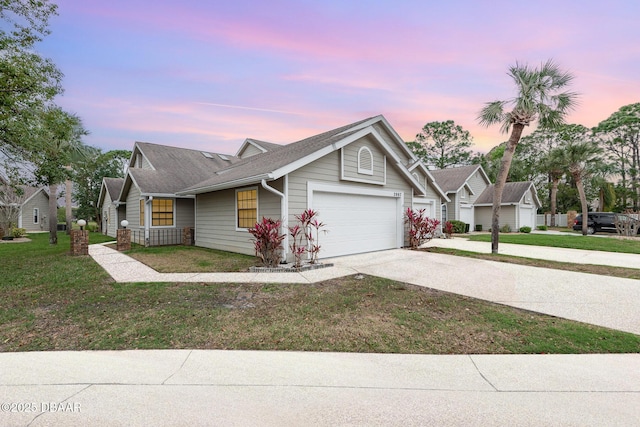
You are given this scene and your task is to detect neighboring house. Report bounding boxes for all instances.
[97,177,124,237]
[112,142,241,245]
[17,186,50,232]
[473,181,542,231]
[429,164,491,230]
[177,115,449,259]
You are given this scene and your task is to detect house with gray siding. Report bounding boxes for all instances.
[177,115,449,259]
[106,142,240,245]
[429,164,491,230]
[16,186,49,232]
[97,178,124,237]
[100,116,448,257]
[473,182,541,231]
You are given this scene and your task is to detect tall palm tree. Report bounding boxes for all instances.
[556,125,604,235]
[544,148,567,227]
[478,60,577,253]
[30,107,88,244]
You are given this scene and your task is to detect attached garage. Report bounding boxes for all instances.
[309,183,403,258]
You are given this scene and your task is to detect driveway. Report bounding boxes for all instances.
[328,247,640,336]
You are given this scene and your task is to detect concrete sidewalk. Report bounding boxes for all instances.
[425,235,640,269]
[1,350,639,426]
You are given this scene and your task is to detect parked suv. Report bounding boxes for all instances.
[573,212,617,234]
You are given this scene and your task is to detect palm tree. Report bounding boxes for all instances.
[30,107,88,244]
[555,125,604,235]
[478,60,577,253]
[544,148,567,227]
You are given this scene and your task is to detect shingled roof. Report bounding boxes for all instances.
[429,165,485,193]
[125,142,240,196]
[103,178,124,199]
[178,116,380,194]
[474,182,540,206]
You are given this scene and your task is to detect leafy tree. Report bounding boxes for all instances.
[478,60,577,253]
[0,162,26,237]
[0,0,62,158]
[28,107,88,244]
[593,103,640,209]
[554,125,604,235]
[73,149,131,224]
[407,120,474,169]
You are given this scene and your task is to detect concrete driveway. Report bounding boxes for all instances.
[329,247,640,336]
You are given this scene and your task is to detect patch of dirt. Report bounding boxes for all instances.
[0,237,31,244]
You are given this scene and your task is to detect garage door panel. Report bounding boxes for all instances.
[312,191,399,258]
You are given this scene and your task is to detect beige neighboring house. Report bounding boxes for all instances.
[97,178,125,237]
[177,115,449,259]
[473,181,542,231]
[17,186,50,232]
[429,164,491,230]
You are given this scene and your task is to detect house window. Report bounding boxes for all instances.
[33,208,39,224]
[357,146,373,175]
[236,188,257,229]
[151,198,174,226]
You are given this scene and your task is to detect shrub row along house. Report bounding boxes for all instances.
[97,115,540,259]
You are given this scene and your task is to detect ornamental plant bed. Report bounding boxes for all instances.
[249,262,334,273]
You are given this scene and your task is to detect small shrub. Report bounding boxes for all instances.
[249,217,285,267]
[449,220,467,234]
[537,225,548,231]
[443,221,454,239]
[405,208,440,248]
[499,224,512,233]
[474,224,482,232]
[11,227,27,238]
[519,226,532,233]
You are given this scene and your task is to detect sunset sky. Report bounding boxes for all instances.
[41,0,640,155]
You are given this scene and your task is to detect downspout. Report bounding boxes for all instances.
[145,196,152,246]
[261,178,288,263]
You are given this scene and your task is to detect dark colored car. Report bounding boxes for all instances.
[573,212,619,234]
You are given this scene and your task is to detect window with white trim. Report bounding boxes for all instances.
[236,188,257,229]
[357,146,373,175]
[151,198,174,226]
[33,208,39,224]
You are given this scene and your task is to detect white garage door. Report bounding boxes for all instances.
[519,205,535,229]
[312,191,400,258]
[460,205,474,229]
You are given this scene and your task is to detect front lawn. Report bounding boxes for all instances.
[468,233,640,254]
[124,245,257,272]
[1,233,639,354]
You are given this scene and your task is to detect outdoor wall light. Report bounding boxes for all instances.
[77,219,86,231]
[121,220,129,229]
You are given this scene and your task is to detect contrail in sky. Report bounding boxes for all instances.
[196,102,304,116]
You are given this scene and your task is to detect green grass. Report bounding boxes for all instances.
[124,245,257,272]
[1,233,638,354]
[468,233,640,254]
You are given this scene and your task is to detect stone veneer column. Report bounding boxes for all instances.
[70,230,89,256]
[182,226,194,246]
[117,229,131,251]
